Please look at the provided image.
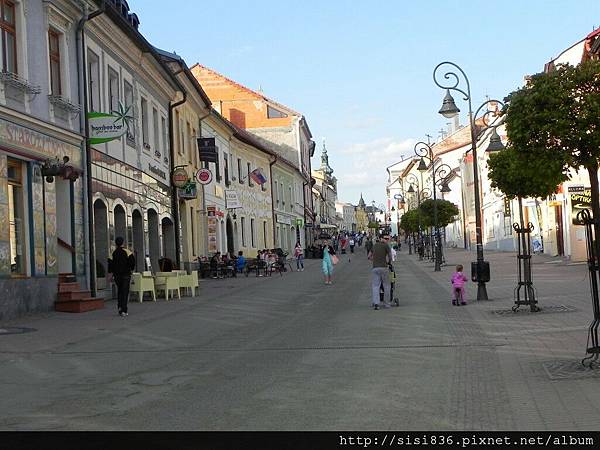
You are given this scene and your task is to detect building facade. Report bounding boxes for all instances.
[0,0,86,320]
[312,142,338,237]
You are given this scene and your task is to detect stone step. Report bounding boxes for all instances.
[58,273,77,283]
[58,282,80,292]
[55,297,104,313]
[57,290,91,301]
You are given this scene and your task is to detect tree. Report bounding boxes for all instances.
[504,59,600,257]
[418,199,459,228]
[399,209,422,234]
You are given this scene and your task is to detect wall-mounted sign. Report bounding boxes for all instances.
[172,167,189,188]
[296,218,304,227]
[195,168,213,185]
[277,215,292,225]
[148,163,166,180]
[225,190,241,209]
[198,137,217,163]
[88,111,129,145]
[571,188,592,225]
[207,206,216,217]
[178,181,197,200]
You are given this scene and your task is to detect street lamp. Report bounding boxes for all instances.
[433,61,505,301]
[406,174,431,260]
[414,141,453,272]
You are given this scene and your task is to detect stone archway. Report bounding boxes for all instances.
[161,217,176,263]
[113,204,127,244]
[132,209,144,272]
[93,199,109,288]
[147,208,160,272]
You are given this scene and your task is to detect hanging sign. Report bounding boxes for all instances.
[198,137,217,163]
[172,167,189,188]
[195,168,213,185]
[88,103,132,145]
[178,181,197,200]
[225,190,242,209]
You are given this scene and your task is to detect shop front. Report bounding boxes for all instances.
[0,115,85,320]
[91,149,174,295]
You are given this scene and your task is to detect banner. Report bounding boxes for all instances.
[225,190,241,209]
[571,188,592,225]
[88,104,132,144]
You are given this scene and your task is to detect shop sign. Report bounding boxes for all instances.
[571,188,592,225]
[225,190,241,209]
[277,215,292,225]
[207,206,216,217]
[172,167,189,188]
[296,218,304,227]
[178,181,197,200]
[195,168,213,185]
[207,216,218,252]
[148,163,166,181]
[0,117,81,167]
[88,110,129,144]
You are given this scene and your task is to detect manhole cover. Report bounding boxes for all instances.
[543,360,600,380]
[492,304,576,315]
[0,327,37,335]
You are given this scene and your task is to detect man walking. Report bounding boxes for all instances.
[108,236,136,317]
[365,236,373,256]
[368,234,392,310]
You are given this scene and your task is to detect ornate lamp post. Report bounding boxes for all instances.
[414,141,453,271]
[406,174,431,260]
[433,61,504,301]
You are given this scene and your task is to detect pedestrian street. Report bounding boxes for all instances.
[1,249,600,431]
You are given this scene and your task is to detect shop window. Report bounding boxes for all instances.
[48,28,61,95]
[7,158,25,276]
[0,0,17,73]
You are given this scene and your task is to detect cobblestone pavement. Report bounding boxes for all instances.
[0,248,599,430]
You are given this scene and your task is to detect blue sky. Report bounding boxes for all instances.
[129,0,600,206]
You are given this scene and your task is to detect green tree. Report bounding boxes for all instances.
[504,59,600,257]
[399,209,422,234]
[418,199,459,228]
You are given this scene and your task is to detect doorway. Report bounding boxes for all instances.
[226,217,234,256]
[555,205,565,257]
[147,209,160,271]
[56,178,73,274]
[93,199,108,288]
[132,209,144,272]
[161,217,176,263]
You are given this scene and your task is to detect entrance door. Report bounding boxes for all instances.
[555,205,565,256]
[56,178,73,274]
[226,217,234,255]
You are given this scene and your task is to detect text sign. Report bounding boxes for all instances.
[225,190,241,209]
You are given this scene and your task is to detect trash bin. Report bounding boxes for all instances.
[471,261,491,282]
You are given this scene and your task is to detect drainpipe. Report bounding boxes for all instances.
[76,1,105,296]
[269,155,278,248]
[197,110,210,257]
[168,91,187,269]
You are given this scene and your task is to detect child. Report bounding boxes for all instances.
[451,264,468,305]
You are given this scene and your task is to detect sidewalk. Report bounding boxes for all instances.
[398,246,600,430]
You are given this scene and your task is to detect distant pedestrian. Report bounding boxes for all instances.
[108,237,135,317]
[321,241,336,285]
[365,237,373,256]
[236,251,246,273]
[368,234,392,310]
[349,237,355,254]
[294,241,304,271]
[451,264,468,305]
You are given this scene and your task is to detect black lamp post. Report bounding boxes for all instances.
[433,61,505,301]
[414,141,453,272]
[406,173,431,260]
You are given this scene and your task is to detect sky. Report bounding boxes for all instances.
[129,0,600,207]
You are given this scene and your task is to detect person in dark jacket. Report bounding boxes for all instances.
[108,237,136,317]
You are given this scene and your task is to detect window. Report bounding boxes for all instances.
[247,162,253,186]
[0,0,16,73]
[180,119,185,157]
[267,105,287,119]
[214,147,221,182]
[191,128,197,167]
[250,218,255,248]
[175,111,181,154]
[153,108,160,157]
[48,29,61,95]
[87,50,100,112]
[161,117,167,158]
[223,152,230,186]
[7,158,25,276]
[140,97,149,149]
[241,217,246,247]
[237,158,242,183]
[108,67,119,112]
[274,181,279,207]
[289,186,293,211]
[124,80,135,144]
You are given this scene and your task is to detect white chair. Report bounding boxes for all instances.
[154,272,180,301]
[129,273,156,303]
[178,271,199,297]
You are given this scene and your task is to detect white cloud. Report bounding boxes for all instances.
[332,137,417,204]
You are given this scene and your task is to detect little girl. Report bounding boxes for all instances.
[451,264,468,305]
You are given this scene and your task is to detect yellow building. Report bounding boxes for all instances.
[356,194,369,233]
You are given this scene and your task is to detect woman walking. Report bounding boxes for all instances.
[294,241,304,271]
[321,240,336,285]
